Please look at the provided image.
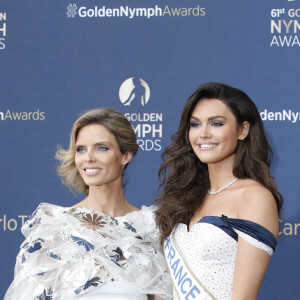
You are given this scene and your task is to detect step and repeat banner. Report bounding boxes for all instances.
[0,0,299,298]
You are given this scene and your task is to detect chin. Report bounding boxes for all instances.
[195,155,215,164]
[197,156,221,165]
[83,179,103,186]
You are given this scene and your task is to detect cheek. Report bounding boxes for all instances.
[188,129,200,150]
[188,129,194,144]
[221,131,239,148]
[102,153,122,167]
[74,154,81,168]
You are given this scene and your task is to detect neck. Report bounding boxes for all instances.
[84,183,131,218]
[207,155,236,190]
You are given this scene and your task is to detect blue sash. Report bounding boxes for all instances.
[164,231,215,300]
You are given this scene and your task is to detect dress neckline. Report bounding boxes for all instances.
[187,214,276,238]
[39,202,142,220]
[187,215,224,232]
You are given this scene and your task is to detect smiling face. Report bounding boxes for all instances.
[75,124,130,189]
[188,98,249,167]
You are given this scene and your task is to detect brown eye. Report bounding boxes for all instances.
[211,121,224,127]
[190,122,201,128]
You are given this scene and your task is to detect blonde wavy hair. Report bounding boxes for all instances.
[56,108,139,194]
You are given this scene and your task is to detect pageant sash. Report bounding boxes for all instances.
[164,231,215,300]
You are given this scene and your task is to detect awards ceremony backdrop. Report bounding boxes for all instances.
[1,0,299,298]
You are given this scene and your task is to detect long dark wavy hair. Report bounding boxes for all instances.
[155,82,283,242]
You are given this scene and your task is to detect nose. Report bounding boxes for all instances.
[199,124,211,139]
[85,149,96,162]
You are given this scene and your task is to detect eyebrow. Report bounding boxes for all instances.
[190,115,227,121]
[75,141,112,146]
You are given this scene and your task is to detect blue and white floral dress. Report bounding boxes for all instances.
[5,203,172,300]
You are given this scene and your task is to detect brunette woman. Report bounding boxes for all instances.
[156,82,282,300]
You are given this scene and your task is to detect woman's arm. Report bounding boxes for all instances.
[231,185,279,300]
[231,238,271,300]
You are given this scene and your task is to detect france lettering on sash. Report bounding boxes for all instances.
[164,235,214,300]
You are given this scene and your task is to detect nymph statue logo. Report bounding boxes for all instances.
[119,78,150,107]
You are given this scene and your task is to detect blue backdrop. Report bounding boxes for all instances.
[1,0,299,298]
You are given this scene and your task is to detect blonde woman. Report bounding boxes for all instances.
[5,108,171,300]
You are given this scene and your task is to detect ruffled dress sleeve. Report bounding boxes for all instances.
[4,203,172,300]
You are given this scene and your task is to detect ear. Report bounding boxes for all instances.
[238,121,250,141]
[122,152,133,165]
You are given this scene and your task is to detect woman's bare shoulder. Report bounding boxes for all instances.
[237,179,279,237]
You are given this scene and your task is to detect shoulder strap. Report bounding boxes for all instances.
[221,215,277,251]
